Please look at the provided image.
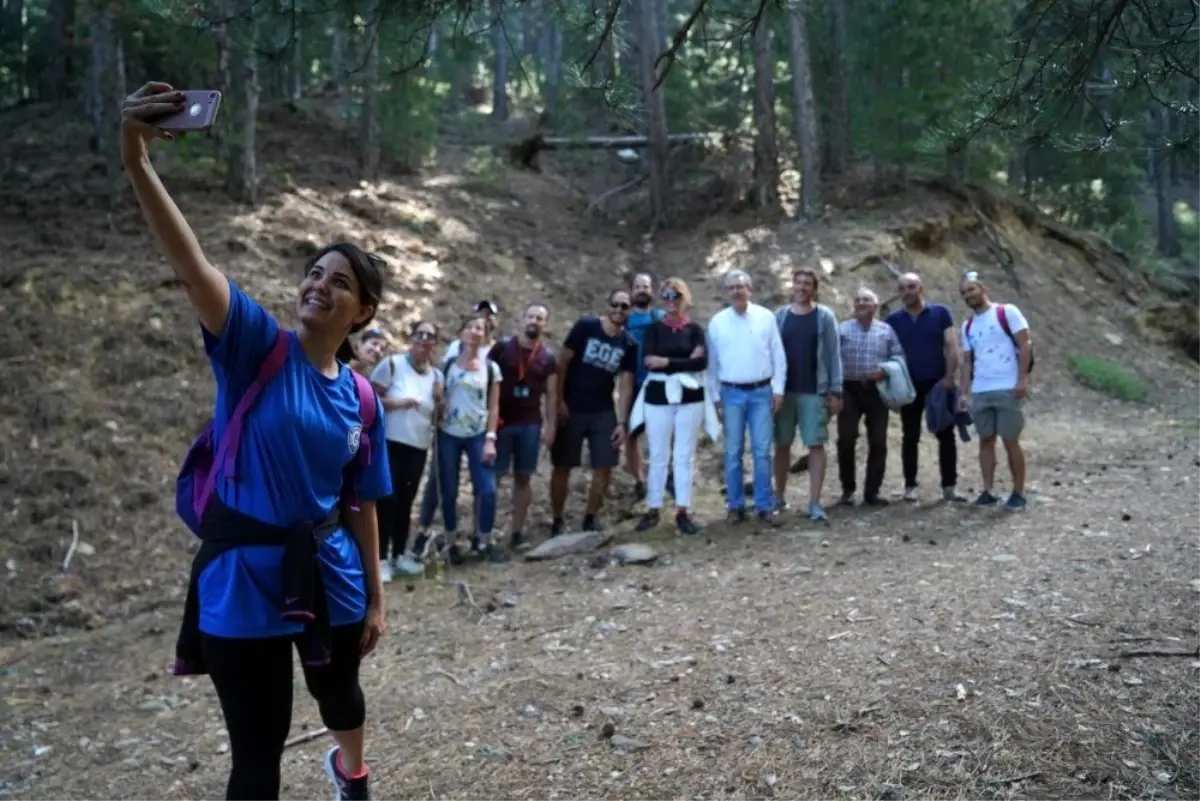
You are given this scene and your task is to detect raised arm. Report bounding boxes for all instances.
[121,82,230,336]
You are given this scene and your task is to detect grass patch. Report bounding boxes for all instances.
[1068,353,1148,402]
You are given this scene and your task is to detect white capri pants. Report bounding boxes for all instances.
[643,402,705,510]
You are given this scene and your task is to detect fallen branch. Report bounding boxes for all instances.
[427,668,463,686]
[586,174,648,215]
[452,580,484,619]
[283,727,328,749]
[61,520,80,573]
[539,133,719,151]
[1115,646,1200,659]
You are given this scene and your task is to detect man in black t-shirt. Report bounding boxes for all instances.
[550,289,637,535]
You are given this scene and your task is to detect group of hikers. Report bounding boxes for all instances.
[118,82,1034,800]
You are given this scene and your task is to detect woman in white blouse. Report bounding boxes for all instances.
[370,320,442,581]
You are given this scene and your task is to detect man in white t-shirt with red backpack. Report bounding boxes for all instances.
[957,271,1033,511]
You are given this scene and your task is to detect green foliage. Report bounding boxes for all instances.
[1068,353,1149,403]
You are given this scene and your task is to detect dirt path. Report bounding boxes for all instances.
[2,398,1197,801]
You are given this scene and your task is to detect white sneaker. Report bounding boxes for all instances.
[903,486,919,502]
[392,554,423,577]
[379,559,393,584]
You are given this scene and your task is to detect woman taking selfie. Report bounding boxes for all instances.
[630,278,714,535]
[370,321,442,580]
[121,82,390,801]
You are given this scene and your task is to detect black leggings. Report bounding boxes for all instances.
[201,622,366,801]
[378,440,429,559]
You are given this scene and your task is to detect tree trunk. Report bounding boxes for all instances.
[290,21,303,100]
[1151,106,1180,257]
[359,5,381,181]
[542,21,563,115]
[38,0,76,101]
[6,0,26,100]
[84,6,119,162]
[825,0,849,174]
[636,0,670,227]
[751,12,780,210]
[785,0,820,219]
[329,18,346,89]
[224,10,259,203]
[491,2,509,120]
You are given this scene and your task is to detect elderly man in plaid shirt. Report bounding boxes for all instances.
[836,287,905,507]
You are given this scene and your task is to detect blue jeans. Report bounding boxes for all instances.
[720,384,774,512]
[437,430,496,537]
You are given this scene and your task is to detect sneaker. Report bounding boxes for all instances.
[481,541,507,563]
[550,518,566,537]
[379,559,393,584]
[581,515,603,532]
[676,512,700,535]
[774,496,790,513]
[902,486,919,502]
[863,496,890,507]
[972,490,1000,507]
[756,510,780,528]
[323,746,370,800]
[808,502,828,523]
[942,487,966,502]
[392,555,423,577]
[837,492,855,507]
[635,511,660,532]
[726,508,747,525]
[1003,492,1027,511]
[510,531,529,551]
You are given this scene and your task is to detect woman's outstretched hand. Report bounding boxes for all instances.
[121,82,183,146]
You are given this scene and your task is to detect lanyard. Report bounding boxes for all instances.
[515,342,541,382]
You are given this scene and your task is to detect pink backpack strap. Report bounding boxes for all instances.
[995,304,1010,335]
[342,372,377,514]
[202,330,290,504]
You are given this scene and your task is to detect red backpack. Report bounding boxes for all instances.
[965,305,1035,375]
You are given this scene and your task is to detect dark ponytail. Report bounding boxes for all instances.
[337,338,356,363]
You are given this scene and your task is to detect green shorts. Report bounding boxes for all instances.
[774,393,829,448]
[971,390,1025,440]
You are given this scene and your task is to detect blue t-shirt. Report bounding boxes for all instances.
[625,308,666,386]
[198,281,392,638]
[562,316,638,414]
[885,303,954,383]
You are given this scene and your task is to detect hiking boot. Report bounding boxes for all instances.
[942,487,966,502]
[774,496,790,513]
[808,501,828,523]
[676,512,700,535]
[550,518,566,537]
[581,514,603,532]
[635,511,660,532]
[1003,492,1027,511]
[902,486,919,502]
[482,541,507,563]
[837,492,855,507]
[863,495,890,507]
[324,746,370,801]
[972,490,1000,507]
[726,508,747,525]
[509,531,529,551]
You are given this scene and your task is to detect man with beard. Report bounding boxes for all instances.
[624,272,666,499]
[958,272,1031,511]
[488,303,559,551]
[550,290,638,534]
[885,272,963,503]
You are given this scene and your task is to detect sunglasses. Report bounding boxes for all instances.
[412,330,436,341]
[963,270,981,281]
[727,283,749,291]
[610,301,632,311]
[660,289,681,301]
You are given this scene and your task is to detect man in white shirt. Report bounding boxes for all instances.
[706,269,787,525]
[958,272,1032,511]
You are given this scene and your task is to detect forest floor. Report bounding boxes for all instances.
[1,101,1198,800]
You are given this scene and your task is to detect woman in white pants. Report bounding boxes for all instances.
[632,278,712,534]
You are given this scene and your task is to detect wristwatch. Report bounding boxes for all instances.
[485,431,498,441]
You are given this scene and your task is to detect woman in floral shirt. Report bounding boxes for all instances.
[437,313,503,562]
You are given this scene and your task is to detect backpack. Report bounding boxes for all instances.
[965,304,1035,376]
[176,331,378,534]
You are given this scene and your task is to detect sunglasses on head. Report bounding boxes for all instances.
[660,289,681,301]
[610,300,631,311]
[963,270,981,281]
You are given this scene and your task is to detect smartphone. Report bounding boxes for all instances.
[154,90,222,133]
